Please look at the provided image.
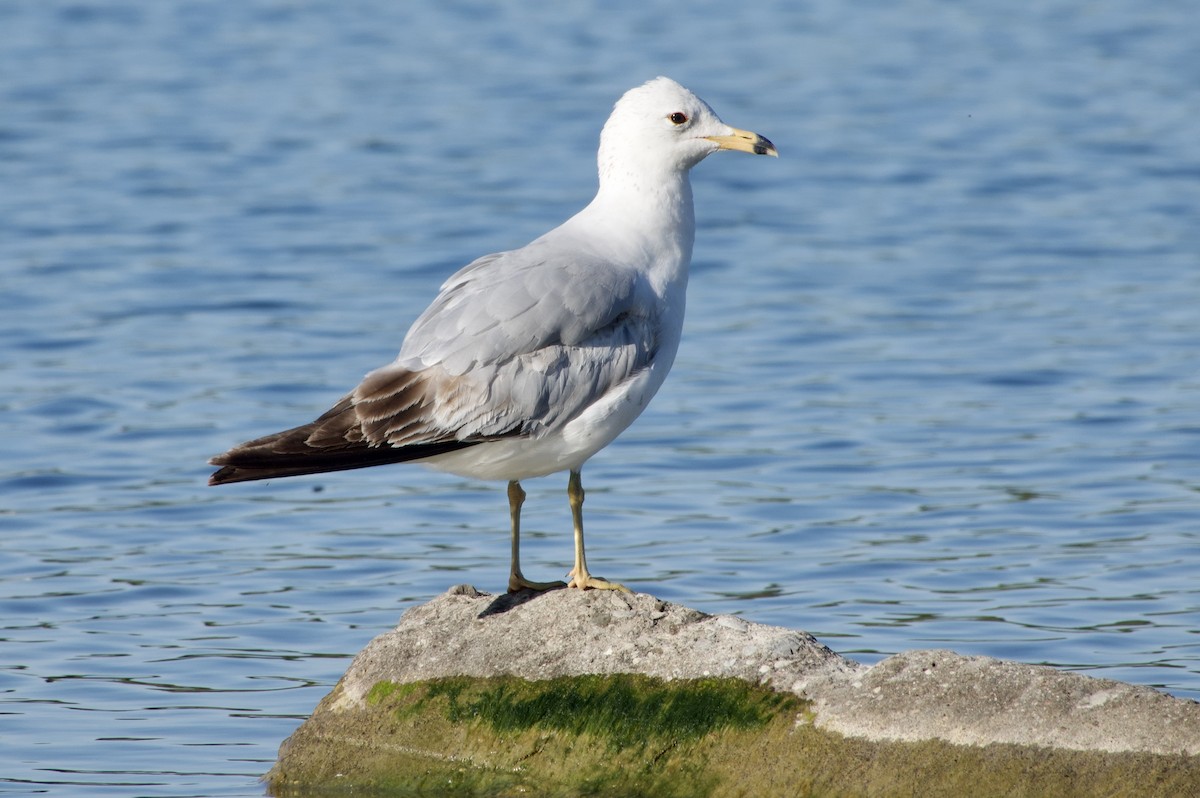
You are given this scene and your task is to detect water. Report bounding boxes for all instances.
[2,0,1199,794]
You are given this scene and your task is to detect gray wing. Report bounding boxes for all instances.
[352,241,662,446]
[208,242,662,484]
[403,239,651,373]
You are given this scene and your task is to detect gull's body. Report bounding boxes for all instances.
[210,77,776,592]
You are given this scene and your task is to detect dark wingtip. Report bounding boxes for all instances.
[208,465,238,486]
[208,453,233,486]
[205,434,482,487]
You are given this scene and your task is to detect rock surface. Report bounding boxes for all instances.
[329,584,855,709]
[330,584,1199,755]
[269,585,1200,796]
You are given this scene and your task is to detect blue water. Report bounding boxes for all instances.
[3,0,1199,794]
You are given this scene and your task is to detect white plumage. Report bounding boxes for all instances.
[210,77,776,592]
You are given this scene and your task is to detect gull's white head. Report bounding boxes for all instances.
[597,77,777,187]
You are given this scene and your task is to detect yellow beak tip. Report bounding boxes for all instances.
[706,128,778,157]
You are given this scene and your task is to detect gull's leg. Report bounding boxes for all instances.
[507,480,566,593]
[565,469,630,592]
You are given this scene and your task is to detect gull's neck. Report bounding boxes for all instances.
[570,169,696,285]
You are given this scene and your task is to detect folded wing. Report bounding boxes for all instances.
[209,244,660,485]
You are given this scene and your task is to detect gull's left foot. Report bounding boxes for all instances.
[508,573,567,593]
[566,568,631,593]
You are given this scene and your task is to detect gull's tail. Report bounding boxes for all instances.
[208,396,474,486]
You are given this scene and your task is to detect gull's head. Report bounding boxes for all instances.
[598,77,777,185]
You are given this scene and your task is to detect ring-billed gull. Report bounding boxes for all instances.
[210,77,777,593]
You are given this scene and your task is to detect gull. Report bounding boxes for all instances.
[209,77,777,593]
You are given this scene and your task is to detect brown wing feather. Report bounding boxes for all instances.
[208,371,485,486]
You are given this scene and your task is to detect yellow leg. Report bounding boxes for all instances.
[507,480,566,593]
[566,470,630,592]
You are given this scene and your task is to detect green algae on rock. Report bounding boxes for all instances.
[268,673,1200,798]
[368,674,797,746]
[266,588,1200,797]
[270,674,806,797]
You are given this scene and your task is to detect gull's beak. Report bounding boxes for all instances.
[705,126,778,157]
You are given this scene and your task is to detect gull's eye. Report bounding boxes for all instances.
[668,112,688,125]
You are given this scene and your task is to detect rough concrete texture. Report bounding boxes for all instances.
[811,648,1200,755]
[326,584,1199,756]
[329,584,856,710]
[271,585,1200,796]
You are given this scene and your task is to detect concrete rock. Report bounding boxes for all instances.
[329,585,1200,756]
[814,649,1200,755]
[331,584,857,711]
